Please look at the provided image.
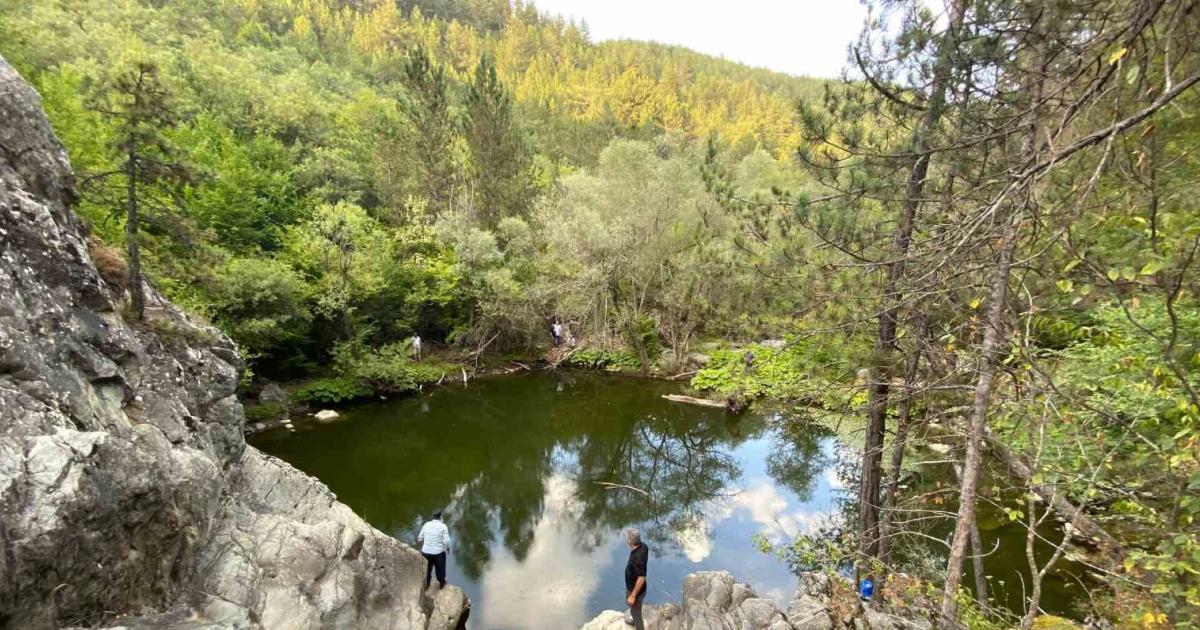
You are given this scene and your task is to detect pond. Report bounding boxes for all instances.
[250,372,1089,628]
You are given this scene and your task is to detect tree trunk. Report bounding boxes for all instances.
[635,333,650,375]
[940,219,1018,623]
[949,460,991,608]
[969,513,989,606]
[878,315,928,561]
[859,0,965,564]
[125,156,144,321]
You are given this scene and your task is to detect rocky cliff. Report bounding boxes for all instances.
[0,56,467,629]
[580,571,929,630]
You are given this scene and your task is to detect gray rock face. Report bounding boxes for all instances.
[580,570,928,630]
[0,55,465,629]
[582,571,793,630]
[257,381,288,405]
[786,572,835,630]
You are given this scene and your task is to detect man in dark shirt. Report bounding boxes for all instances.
[624,528,649,630]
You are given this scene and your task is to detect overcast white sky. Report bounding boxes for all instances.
[529,0,868,78]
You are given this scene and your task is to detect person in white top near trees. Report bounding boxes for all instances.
[417,510,451,590]
[411,334,422,360]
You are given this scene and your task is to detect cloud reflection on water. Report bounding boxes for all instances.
[477,475,617,630]
[674,476,839,564]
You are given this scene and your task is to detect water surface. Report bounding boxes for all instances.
[252,372,841,629]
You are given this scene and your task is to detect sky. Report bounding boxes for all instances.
[528,0,869,78]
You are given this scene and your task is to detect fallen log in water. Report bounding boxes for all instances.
[669,369,699,381]
[663,394,731,410]
[985,431,1126,567]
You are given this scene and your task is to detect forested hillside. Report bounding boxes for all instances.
[4,0,1200,627]
[0,0,823,381]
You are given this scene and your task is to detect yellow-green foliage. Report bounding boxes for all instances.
[1031,616,1084,630]
[690,338,858,407]
[0,0,823,376]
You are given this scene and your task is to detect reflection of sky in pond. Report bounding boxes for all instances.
[252,373,844,630]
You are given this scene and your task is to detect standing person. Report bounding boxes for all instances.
[624,528,649,630]
[417,510,450,591]
[412,334,422,360]
[550,322,562,346]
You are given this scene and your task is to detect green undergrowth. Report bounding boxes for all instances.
[292,340,461,405]
[690,340,855,409]
[244,401,288,423]
[565,347,643,372]
[293,376,374,405]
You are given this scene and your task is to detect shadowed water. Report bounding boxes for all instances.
[251,371,1090,628]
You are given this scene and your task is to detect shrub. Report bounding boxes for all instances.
[690,340,851,407]
[333,341,454,393]
[88,236,127,286]
[566,347,642,372]
[293,377,372,405]
[210,257,312,360]
[622,315,662,363]
[244,401,287,423]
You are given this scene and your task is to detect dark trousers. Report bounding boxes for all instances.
[629,590,645,630]
[423,552,447,588]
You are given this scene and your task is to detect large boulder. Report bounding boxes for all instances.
[426,586,471,630]
[584,571,799,630]
[579,604,682,630]
[786,572,835,630]
[0,55,464,629]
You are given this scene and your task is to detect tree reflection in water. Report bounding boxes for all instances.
[253,373,837,587]
[572,413,745,551]
[766,414,835,503]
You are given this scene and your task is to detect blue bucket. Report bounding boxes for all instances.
[859,577,875,601]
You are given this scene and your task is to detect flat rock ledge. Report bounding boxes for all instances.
[581,571,930,630]
[0,54,467,629]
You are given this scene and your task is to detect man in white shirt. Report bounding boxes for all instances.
[417,511,451,590]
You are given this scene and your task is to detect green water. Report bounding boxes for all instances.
[250,372,1092,628]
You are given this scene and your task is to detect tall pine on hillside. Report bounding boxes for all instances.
[401,45,459,215]
[463,54,536,229]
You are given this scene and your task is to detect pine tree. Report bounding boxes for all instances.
[84,61,191,321]
[463,54,536,229]
[400,45,458,214]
